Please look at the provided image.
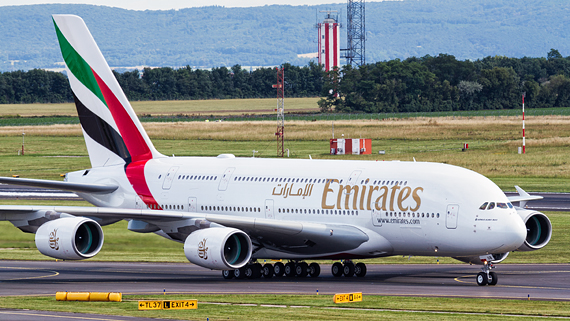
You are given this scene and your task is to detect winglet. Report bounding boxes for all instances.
[507,185,543,208]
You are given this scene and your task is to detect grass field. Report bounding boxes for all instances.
[0,294,569,320]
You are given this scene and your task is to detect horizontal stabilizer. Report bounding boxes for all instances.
[507,185,543,208]
[0,177,118,194]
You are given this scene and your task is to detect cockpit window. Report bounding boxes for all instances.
[508,203,513,208]
[497,202,508,209]
[487,202,495,210]
[479,202,488,210]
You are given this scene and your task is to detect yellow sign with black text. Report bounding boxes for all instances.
[333,292,363,304]
[164,300,197,310]
[138,300,163,310]
[138,300,197,310]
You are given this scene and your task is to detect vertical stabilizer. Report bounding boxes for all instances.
[53,14,162,167]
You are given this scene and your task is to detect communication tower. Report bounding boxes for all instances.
[273,67,285,157]
[317,11,341,71]
[344,0,365,67]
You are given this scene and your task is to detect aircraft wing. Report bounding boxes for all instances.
[0,205,369,255]
[0,176,118,194]
[507,185,543,208]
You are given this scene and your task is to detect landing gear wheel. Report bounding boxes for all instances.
[273,262,285,277]
[354,262,367,277]
[244,265,254,279]
[476,272,488,286]
[262,264,274,278]
[343,262,355,277]
[222,270,234,279]
[248,263,262,279]
[309,263,321,278]
[296,262,308,277]
[234,267,247,279]
[488,272,498,286]
[284,262,296,277]
[332,262,343,277]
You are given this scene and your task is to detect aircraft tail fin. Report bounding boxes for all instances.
[52,15,162,167]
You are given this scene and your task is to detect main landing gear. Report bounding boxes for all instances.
[476,262,498,286]
[221,260,367,279]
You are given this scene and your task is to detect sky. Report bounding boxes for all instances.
[0,0,355,10]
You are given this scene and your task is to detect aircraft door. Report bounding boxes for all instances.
[188,197,197,212]
[218,167,235,191]
[162,166,179,190]
[346,170,362,185]
[446,204,459,229]
[265,199,274,219]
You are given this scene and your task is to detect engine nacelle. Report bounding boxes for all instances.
[516,209,552,251]
[184,227,252,270]
[453,252,509,265]
[35,217,104,260]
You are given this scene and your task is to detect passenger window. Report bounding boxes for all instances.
[488,202,495,210]
[479,202,488,210]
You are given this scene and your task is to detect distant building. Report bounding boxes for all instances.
[318,13,340,72]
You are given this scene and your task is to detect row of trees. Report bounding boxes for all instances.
[319,49,570,113]
[3,50,570,113]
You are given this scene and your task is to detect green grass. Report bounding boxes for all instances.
[0,294,568,320]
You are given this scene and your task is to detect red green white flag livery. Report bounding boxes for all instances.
[53,15,161,167]
[0,15,551,285]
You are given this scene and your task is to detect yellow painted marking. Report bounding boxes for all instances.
[333,292,362,304]
[0,266,59,281]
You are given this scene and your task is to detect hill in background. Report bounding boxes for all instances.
[1,0,569,71]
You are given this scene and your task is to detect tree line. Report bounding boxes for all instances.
[3,50,570,114]
[0,63,324,104]
[319,49,570,113]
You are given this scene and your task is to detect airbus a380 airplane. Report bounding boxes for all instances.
[0,15,552,286]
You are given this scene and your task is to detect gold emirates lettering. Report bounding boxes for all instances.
[319,179,423,211]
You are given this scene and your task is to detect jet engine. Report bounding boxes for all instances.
[35,216,104,260]
[184,227,252,270]
[516,209,552,251]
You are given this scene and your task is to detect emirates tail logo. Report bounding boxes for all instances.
[198,238,208,260]
[49,229,59,250]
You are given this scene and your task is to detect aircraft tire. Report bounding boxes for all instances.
[488,272,498,286]
[296,262,308,277]
[355,262,367,277]
[343,262,355,277]
[332,262,343,277]
[309,263,321,277]
[262,264,274,278]
[274,262,285,277]
[222,270,234,279]
[284,262,296,277]
[234,267,247,279]
[476,272,488,286]
[249,263,262,279]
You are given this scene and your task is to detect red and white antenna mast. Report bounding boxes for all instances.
[522,92,526,154]
[273,67,285,157]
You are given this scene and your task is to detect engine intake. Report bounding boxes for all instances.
[35,217,104,260]
[184,227,252,270]
[517,210,552,251]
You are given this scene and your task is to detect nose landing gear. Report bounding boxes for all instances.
[476,262,498,286]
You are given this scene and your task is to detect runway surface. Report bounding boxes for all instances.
[1,260,569,301]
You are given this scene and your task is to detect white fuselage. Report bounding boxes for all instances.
[70,155,527,260]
